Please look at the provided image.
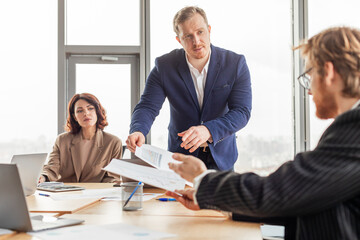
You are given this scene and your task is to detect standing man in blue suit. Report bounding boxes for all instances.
[126,6,252,170]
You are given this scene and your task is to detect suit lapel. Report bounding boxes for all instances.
[70,133,82,182]
[203,45,220,110]
[177,50,201,112]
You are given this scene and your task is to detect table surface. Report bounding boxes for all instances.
[2,183,262,240]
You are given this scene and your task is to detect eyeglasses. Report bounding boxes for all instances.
[297,67,312,90]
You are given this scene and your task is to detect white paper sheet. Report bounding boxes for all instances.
[101,193,163,201]
[49,188,122,200]
[0,228,13,236]
[261,224,285,240]
[135,144,177,171]
[103,160,186,192]
[134,144,193,187]
[46,188,162,201]
[30,223,176,240]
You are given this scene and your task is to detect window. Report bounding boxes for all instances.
[150,0,293,174]
[0,0,57,163]
[66,0,140,45]
[67,55,139,159]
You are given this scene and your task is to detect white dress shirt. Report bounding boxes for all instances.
[185,51,211,110]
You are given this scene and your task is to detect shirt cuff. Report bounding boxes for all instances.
[192,169,217,205]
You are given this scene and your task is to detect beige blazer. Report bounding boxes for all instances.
[42,130,122,183]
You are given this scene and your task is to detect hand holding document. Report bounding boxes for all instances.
[135,144,194,187]
[135,144,177,171]
[103,159,186,192]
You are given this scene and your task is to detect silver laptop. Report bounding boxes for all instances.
[0,164,84,232]
[11,153,48,196]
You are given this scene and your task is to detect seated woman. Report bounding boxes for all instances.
[39,93,122,183]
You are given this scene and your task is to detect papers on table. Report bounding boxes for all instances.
[47,188,161,201]
[49,188,122,200]
[135,144,177,171]
[101,193,163,202]
[30,223,176,240]
[103,159,186,192]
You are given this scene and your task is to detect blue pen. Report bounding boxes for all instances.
[39,193,50,197]
[123,181,142,208]
[157,198,176,202]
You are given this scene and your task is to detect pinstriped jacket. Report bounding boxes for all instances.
[196,106,360,240]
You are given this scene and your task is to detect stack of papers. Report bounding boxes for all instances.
[103,144,187,191]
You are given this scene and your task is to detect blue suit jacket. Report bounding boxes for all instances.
[130,45,252,170]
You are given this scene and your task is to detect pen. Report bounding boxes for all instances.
[156,198,176,202]
[39,193,50,197]
[123,181,142,208]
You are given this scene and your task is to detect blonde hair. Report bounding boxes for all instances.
[173,6,208,36]
[298,26,360,98]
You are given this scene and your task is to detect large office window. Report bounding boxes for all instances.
[60,1,142,159]
[150,0,293,174]
[0,0,57,163]
[66,55,139,158]
[308,0,360,149]
[66,0,140,45]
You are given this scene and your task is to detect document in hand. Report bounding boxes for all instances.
[135,144,177,171]
[134,144,194,187]
[103,159,186,192]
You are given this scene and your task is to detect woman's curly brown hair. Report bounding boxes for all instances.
[65,93,108,134]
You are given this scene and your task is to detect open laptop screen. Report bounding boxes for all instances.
[11,153,48,196]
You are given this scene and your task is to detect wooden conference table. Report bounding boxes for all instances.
[3,183,262,240]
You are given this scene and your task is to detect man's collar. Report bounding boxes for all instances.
[185,49,212,74]
[351,99,360,110]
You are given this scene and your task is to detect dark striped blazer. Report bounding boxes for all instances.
[196,106,360,240]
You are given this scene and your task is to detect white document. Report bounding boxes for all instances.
[30,223,176,240]
[261,225,285,240]
[102,193,163,202]
[0,228,13,235]
[48,188,122,201]
[103,159,186,192]
[135,144,177,171]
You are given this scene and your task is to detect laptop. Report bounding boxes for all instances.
[11,153,48,196]
[0,164,84,232]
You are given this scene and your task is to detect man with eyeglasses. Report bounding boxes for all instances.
[166,26,360,240]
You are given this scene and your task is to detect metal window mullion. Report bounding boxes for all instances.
[58,0,67,135]
[64,45,141,55]
[292,0,310,154]
[140,0,151,145]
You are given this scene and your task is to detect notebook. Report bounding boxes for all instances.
[0,164,84,232]
[11,153,48,196]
